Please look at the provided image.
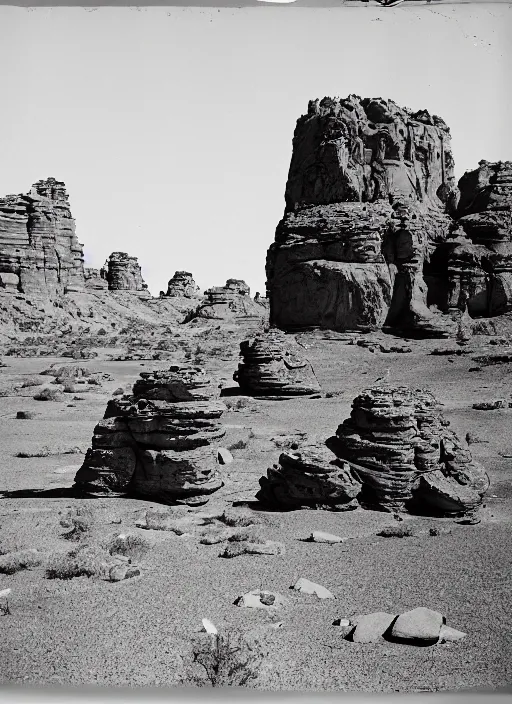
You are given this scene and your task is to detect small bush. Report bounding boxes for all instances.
[181,631,268,687]
[34,387,63,402]
[227,439,248,451]
[21,376,45,388]
[0,549,42,575]
[107,534,150,561]
[45,544,105,580]
[378,525,413,538]
[227,529,266,544]
[220,508,257,528]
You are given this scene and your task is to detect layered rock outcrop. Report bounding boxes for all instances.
[104,252,149,294]
[233,331,321,398]
[162,271,199,298]
[257,385,489,516]
[266,96,458,337]
[84,267,108,291]
[445,161,512,316]
[74,366,225,501]
[0,177,85,297]
[190,279,269,322]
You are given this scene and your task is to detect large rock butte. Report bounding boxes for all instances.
[257,385,489,516]
[0,177,85,296]
[233,330,321,398]
[74,366,225,501]
[162,271,200,298]
[266,96,512,336]
[103,251,149,294]
[189,278,269,322]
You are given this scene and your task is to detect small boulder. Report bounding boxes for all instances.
[217,447,234,465]
[391,607,444,642]
[308,531,345,544]
[108,564,141,582]
[351,612,397,643]
[235,590,287,609]
[291,578,334,599]
[16,411,38,420]
[439,625,467,643]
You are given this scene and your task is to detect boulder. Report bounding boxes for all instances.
[351,612,397,643]
[439,625,467,643]
[235,590,288,609]
[217,448,234,465]
[309,531,345,544]
[291,578,334,599]
[391,607,444,642]
[103,251,149,294]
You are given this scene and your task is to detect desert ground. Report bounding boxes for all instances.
[0,328,511,692]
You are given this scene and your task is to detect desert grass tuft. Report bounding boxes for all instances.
[0,549,42,575]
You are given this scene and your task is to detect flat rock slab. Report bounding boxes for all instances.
[292,578,335,599]
[391,607,444,642]
[439,625,467,643]
[309,531,345,544]
[235,590,288,609]
[351,612,397,643]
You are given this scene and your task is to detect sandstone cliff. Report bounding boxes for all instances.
[0,177,85,297]
[266,96,458,337]
[103,251,149,294]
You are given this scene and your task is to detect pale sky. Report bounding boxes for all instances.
[0,4,510,296]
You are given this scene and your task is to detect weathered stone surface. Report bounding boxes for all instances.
[445,161,512,316]
[351,612,397,643]
[163,271,199,298]
[257,439,361,509]
[266,95,458,337]
[74,365,225,500]
[235,590,288,609]
[391,607,444,642]
[334,385,489,515]
[104,252,149,293]
[439,625,467,643]
[190,279,269,323]
[291,578,335,599]
[84,267,108,290]
[0,177,85,297]
[233,331,322,398]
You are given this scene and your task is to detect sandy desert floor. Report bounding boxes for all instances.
[0,331,511,692]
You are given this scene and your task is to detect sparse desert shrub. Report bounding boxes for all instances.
[21,376,45,388]
[378,525,413,538]
[45,544,106,580]
[59,506,95,540]
[220,541,284,558]
[33,387,63,401]
[224,398,249,412]
[107,534,150,561]
[227,439,248,451]
[220,508,258,528]
[227,529,266,544]
[16,446,83,458]
[0,549,42,575]
[181,630,268,687]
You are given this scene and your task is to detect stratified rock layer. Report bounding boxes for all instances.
[233,331,321,398]
[266,96,458,337]
[163,271,199,298]
[446,161,512,316]
[190,278,269,322]
[334,386,489,514]
[0,177,84,297]
[257,385,489,516]
[104,252,149,293]
[256,440,361,509]
[74,366,225,500]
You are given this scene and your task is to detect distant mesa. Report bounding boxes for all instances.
[266,95,512,337]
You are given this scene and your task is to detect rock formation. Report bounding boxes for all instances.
[445,160,512,316]
[0,177,85,297]
[162,271,199,298]
[333,386,489,515]
[256,439,361,509]
[233,331,321,398]
[257,385,489,517]
[74,366,225,502]
[266,96,458,337]
[189,278,269,322]
[104,252,149,294]
[84,267,108,291]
